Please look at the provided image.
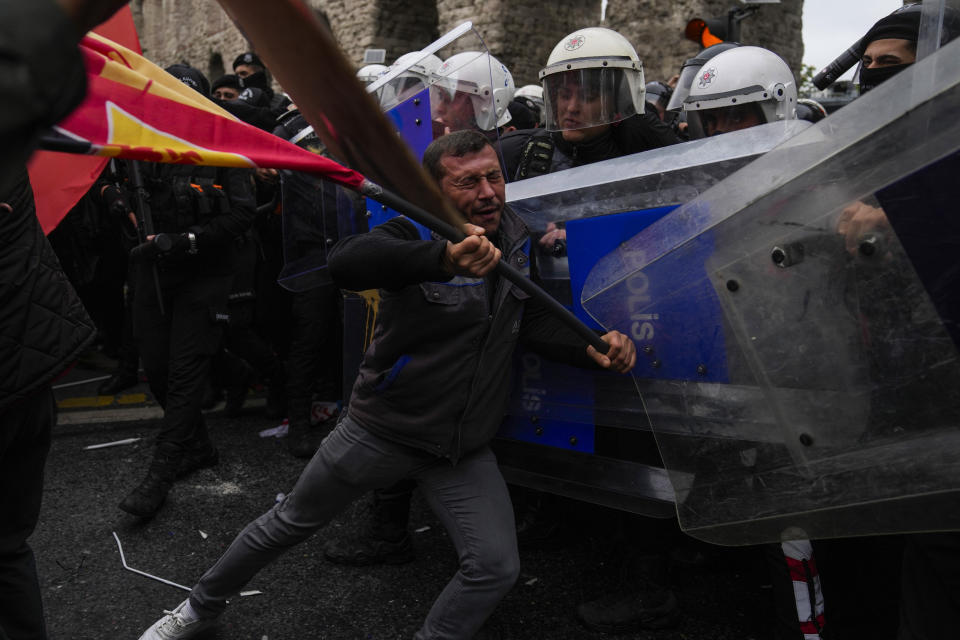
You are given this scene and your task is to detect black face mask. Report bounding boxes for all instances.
[859,63,912,94]
[240,70,269,93]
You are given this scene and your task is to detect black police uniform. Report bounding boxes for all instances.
[121,162,256,517]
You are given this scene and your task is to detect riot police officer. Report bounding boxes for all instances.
[430,50,515,134]
[232,52,293,118]
[502,27,678,182]
[682,46,798,138]
[118,64,257,518]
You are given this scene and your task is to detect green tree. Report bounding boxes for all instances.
[798,63,818,97]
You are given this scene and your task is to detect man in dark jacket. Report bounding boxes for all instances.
[117,65,258,518]
[1,2,129,636]
[0,168,97,640]
[134,130,635,640]
[325,26,681,568]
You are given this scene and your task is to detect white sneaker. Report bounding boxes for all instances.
[137,599,218,640]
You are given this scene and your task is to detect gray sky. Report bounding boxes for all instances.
[802,0,902,79]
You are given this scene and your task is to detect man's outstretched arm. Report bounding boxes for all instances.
[329,218,500,291]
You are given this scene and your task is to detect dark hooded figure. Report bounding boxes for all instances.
[232,51,292,117]
[857,2,960,93]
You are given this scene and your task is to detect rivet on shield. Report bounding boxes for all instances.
[771,243,804,268]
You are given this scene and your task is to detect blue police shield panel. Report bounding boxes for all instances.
[581,36,960,544]
[495,121,808,517]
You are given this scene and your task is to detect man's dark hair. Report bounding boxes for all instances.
[422,130,494,183]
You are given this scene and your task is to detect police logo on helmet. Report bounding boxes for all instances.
[565,35,585,51]
[698,68,717,88]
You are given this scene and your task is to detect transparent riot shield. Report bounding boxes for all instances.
[497,122,809,515]
[276,168,356,292]
[580,35,960,545]
[364,22,504,229]
[506,121,810,322]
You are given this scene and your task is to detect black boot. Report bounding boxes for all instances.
[119,453,179,517]
[176,440,219,478]
[324,481,416,565]
[285,421,321,458]
[221,352,255,417]
[264,362,287,419]
[98,372,139,396]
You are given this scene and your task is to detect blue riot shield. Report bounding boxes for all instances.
[580,34,960,544]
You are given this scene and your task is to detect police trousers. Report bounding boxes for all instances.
[133,266,231,456]
[189,413,520,640]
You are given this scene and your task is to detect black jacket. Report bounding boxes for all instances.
[0,0,88,196]
[139,163,257,276]
[1,167,96,411]
[328,209,594,461]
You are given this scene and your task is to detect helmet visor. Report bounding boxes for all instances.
[666,63,701,112]
[542,68,637,131]
[428,53,496,132]
[377,74,433,111]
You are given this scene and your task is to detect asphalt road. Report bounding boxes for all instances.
[36,368,772,640]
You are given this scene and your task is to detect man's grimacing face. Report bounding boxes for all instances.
[437,145,505,236]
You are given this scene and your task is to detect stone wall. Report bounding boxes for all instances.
[133,0,803,91]
[605,0,804,82]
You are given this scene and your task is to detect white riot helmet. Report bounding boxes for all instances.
[515,84,544,106]
[514,84,544,124]
[356,63,388,86]
[431,51,515,132]
[538,27,646,132]
[379,51,443,108]
[683,46,797,139]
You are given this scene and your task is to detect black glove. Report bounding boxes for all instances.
[166,233,192,255]
[128,233,190,262]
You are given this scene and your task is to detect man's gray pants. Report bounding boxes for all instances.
[189,414,520,639]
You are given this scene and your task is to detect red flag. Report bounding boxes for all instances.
[29,7,141,234]
[36,28,366,233]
